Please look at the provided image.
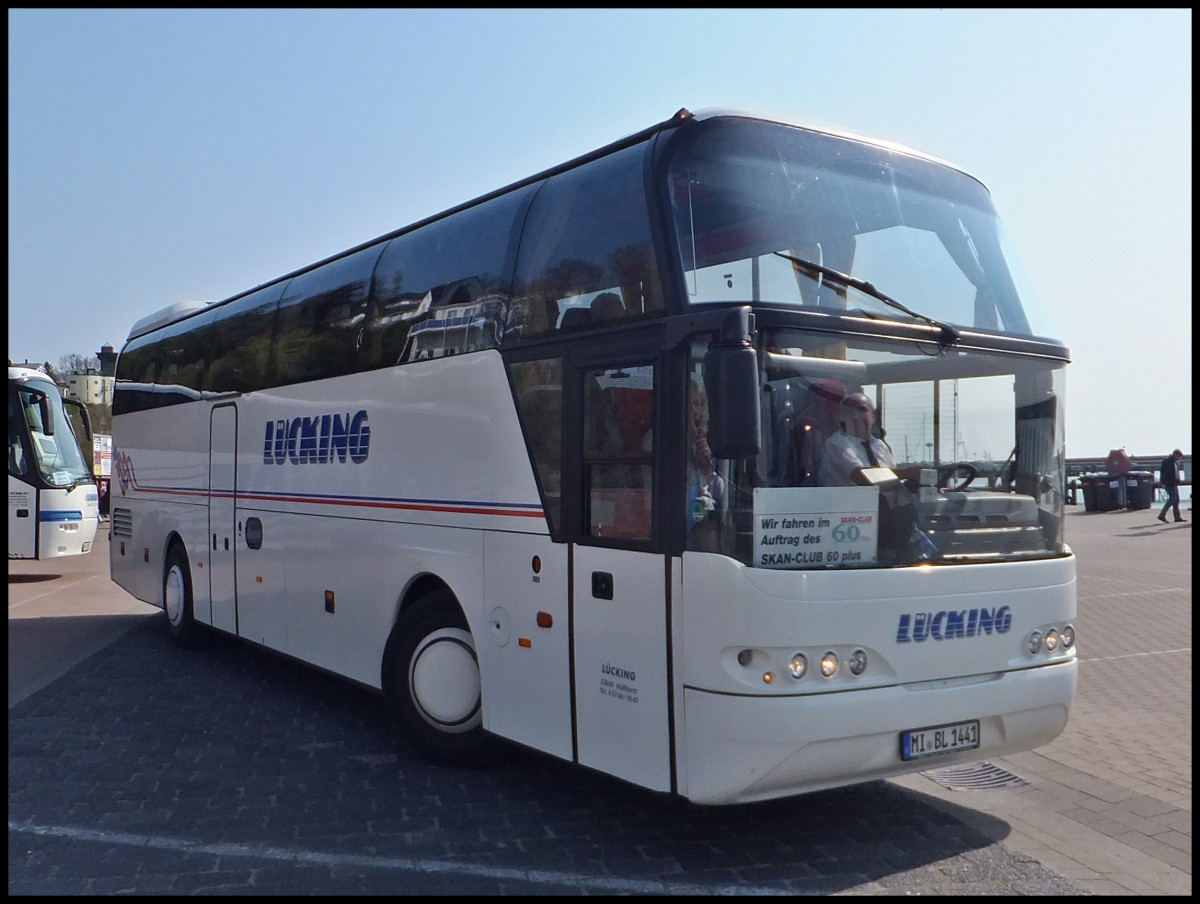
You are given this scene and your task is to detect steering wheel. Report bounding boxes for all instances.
[938,463,978,492]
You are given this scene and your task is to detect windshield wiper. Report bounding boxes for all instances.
[773,251,960,348]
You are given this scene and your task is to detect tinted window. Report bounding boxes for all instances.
[115,332,160,385]
[273,245,383,385]
[365,186,533,368]
[158,307,218,395]
[508,142,664,340]
[509,358,564,535]
[205,283,288,394]
[583,364,655,542]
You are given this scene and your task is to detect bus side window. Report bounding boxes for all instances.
[368,187,533,369]
[272,246,379,385]
[509,141,664,343]
[509,358,564,536]
[583,366,654,542]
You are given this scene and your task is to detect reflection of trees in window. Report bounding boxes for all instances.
[208,312,275,393]
[609,243,664,316]
[115,335,158,384]
[157,310,217,396]
[204,285,285,394]
[272,247,378,385]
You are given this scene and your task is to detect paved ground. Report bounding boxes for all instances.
[892,504,1192,895]
[8,506,1191,895]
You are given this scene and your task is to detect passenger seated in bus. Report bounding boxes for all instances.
[817,392,895,486]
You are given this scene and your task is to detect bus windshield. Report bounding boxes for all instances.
[666,117,1054,341]
[686,329,1066,568]
[10,377,93,488]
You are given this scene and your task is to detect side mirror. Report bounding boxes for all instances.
[28,389,56,436]
[63,396,93,441]
[703,306,761,459]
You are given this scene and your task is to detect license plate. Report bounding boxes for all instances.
[900,719,980,761]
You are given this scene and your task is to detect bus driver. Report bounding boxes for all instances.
[818,392,895,487]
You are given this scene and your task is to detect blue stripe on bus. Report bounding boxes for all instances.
[40,510,84,522]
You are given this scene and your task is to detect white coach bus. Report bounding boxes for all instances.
[9,365,99,559]
[110,108,1075,804]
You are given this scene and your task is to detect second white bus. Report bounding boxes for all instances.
[9,365,99,559]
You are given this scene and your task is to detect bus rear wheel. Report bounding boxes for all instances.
[163,542,200,647]
[382,590,508,766]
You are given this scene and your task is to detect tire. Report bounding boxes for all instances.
[163,542,200,647]
[382,589,508,766]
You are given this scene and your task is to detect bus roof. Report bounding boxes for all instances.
[126,300,213,341]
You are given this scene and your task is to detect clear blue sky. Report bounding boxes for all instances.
[8,9,1191,458]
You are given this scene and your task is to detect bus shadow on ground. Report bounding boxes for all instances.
[10,625,1086,896]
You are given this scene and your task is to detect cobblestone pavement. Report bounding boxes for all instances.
[892,507,1191,895]
[9,509,1189,895]
[8,621,1092,895]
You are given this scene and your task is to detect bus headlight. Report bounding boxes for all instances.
[1044,629,1060,652]
[788,653,807,679]
[1027,631,1043,655]
[819,651,838,678]
[848,649,868,676]
[1061,625,1075,649]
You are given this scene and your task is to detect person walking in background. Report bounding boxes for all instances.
[1157,448,1185,523]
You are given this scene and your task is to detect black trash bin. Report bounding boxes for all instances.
[1091,474,1123,511]
[1081,475,1099,512]
[1125,471,1154,510]
[1103,473,1127,510]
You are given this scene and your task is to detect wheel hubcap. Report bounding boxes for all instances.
[409,628,481,732]
[165,565,185,625]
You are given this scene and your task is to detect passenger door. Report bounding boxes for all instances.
[569,357,672,793]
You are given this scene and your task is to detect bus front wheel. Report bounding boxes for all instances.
[163,543,199,647]
[382,590,508,766]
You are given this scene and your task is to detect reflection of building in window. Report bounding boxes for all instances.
[400,294,506,362]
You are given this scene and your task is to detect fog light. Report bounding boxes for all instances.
[1027,631,1042,655]
[1044,629,1060,652]
[848,649,868,676]
[788,653,807,679]
[1061,625,1075,649]
[819,651,838,678]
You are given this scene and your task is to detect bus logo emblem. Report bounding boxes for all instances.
[896,606,1012,643]
[263,411,371,465]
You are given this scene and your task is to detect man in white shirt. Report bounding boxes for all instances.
[818,392,895,486]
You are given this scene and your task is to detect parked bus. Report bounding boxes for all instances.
[9,365,99,559]
[110,108,1075,804]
